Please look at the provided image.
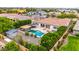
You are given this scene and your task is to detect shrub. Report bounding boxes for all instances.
[40,26,67,50]
[26,43,38,51]
[24,42,48,51]
[30,33,34,37]
[38,46,48,51]
[57,13,77,18]
[14,19,32,28]
[25,32,29,36]
[75,33,79,37]
[4,41,20,51]
[0,34,4,40]
[0,17,14,33]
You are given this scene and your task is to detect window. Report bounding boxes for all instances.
[41,24,44,27]
[46,25,50,28]
[53,26,57,29]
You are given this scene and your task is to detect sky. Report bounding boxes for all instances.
[0,0,79,8]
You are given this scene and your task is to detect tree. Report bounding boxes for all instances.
[0,10,3,14]
[25,42,48,51]
[14,19,32,28]
[40,33,55,50]
[26,43,38,51]
[40,26,67,50]
[4,41,20,51]
[57,13,77,18]
[0,34,4,40]
[57,26,67,35]
[25,32,29,36]
[0,17,14,33]
[38,46,47,51]
[6,9,18,13]
[14,34,26,47]
[26,8,36,12]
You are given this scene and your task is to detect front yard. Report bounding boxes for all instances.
[59,36,79,51]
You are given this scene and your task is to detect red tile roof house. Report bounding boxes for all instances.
[32,18,71,31]
[0,14,32,21]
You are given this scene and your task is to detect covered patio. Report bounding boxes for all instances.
[20,25,31,31]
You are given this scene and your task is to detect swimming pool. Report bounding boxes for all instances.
[28,30,44,37]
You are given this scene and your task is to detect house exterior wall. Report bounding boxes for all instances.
[37,23,57,31]
[50,25,57,31]
[32,21,58,31]
[73,30,79,34]
[38,23,41,27]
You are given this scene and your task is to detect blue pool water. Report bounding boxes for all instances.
[28,30,44,37]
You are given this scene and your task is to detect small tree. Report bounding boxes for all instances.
[0,34,4,40]
[57,13,77,18]
[14,34,22,43]
[14,20,32,28]
[25,32,29,36]
[30,33,34,37]
[4,41,20,51]
[26,43,38,51]
[38,46,47,51]
[0,17,14,33]
[14,34,27,47]
[40,26,67,50]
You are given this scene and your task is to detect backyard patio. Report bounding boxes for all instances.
[14,30,41,45]
[22,34,40,45]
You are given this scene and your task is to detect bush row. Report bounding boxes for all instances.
[14,19,32,28]
[40,26,67,50]
[57,13,77,18]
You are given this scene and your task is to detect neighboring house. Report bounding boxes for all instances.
[48,12,61,17]
[32,15,47,20]
[0,14,31,21]
[73,20,79,34]
[32,18,71,31]
[27,11,36,16]
[57,8,78,14]
[27,10,47,19]
[6,29,18,39]
[58,8,71,12]
[27,10,47,16]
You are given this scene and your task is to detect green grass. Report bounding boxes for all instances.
[59,36,79,51]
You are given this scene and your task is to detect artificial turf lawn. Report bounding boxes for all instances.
[59,36,79,51]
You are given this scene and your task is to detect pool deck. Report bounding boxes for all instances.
[31,27,48,34]
[22,34,40,45]
[21,28,49,45]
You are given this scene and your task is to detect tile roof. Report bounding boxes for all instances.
[34,18,71,26]
[0,14,31,20]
